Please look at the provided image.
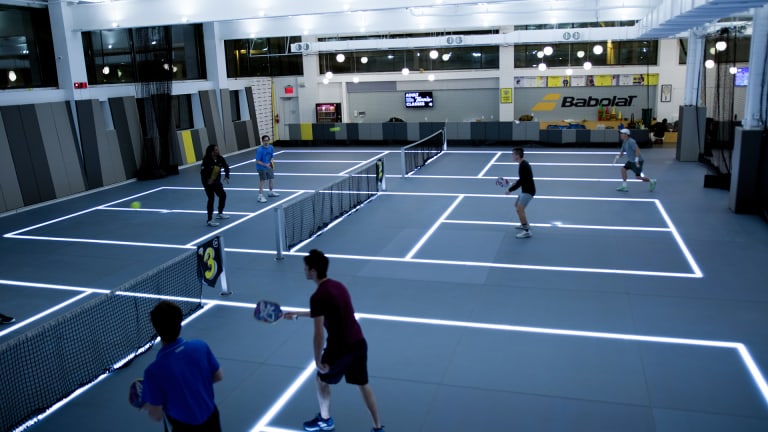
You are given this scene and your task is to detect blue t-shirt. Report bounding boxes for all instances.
[621,138,642,162]
[255,145,274,171]
[142,338,220,425]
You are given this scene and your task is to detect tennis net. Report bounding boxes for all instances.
[400,127,446,177]
[0,249,203,432]
[275,158,383,257]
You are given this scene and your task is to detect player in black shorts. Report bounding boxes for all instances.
[285,249,385,432]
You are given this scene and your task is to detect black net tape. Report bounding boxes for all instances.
[0,249,202,431]
[402,128,445,176]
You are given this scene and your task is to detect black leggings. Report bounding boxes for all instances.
[204,183,226,221]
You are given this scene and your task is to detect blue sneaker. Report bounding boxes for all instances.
[303,413,335,431]
[371,427,386,432]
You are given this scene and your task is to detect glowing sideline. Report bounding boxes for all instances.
[478,151,503,177]
[653,200,703,277]
[0,291,93,338]
[248,360,317,432]
[405,195,463,259]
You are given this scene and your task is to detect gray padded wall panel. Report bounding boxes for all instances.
[76,100,104,189]
[233,120,255,151]
[245,87,260,144]
[50,102,86,195]
[407,122,420,142]
[192,129,209,158]
[0,113,24,211]
[19,105,56,203]
[109,96,142,178]
[35,103,86,198]
[199,90,225,149]
[219,90,237,154]
[87,99,125,185]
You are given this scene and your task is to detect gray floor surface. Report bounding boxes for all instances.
[1,145,767,432]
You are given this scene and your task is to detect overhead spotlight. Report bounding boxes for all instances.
[360,56,368,64]
[441,53,451,61]
[429,50,439,59]
[715,41,727,51]
[163,63,170,70]
[729,66,737,74]
[704,59,715,69]
[352,76,360,83]
[322,78,329,85]
[543,46,553,56]
[576,50,585,58]
[102,66,110,75]
[111,22,119,28]
[172,66,178,73]
[583,61,592,70]
[428,73,435,81]
[709,47,716,55]
[592,45,603,55]
[536,51,544,59]
[325,71,333,79]
[8,70,17,82]
[401,67,410,75]
[565,68,573,76]
[336,53,345,63]
[538,63,547,71]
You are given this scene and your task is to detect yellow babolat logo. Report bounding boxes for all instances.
[532,93,560,111]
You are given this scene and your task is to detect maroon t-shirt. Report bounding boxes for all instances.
[310,278,364,352]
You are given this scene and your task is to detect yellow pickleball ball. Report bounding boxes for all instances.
[130,201,141,209]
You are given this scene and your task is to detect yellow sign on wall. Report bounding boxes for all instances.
[500,88,513,104]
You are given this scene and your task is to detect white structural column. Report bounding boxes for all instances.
[202,22,228,123]
[48,1,89,101]
[498,27,515,122]
[682,28,705,107]
[742,5,768,130]
[298,37,319,124]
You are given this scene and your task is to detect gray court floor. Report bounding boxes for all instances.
[2,144,768,432]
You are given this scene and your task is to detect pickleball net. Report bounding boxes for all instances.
[400,127,446,177]
[274,158,384,258]
[0,249,203,432]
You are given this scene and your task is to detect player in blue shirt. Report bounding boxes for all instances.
[141,301,223,431]
[255,135,279,203]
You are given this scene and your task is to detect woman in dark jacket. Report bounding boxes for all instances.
[200,145,230,227]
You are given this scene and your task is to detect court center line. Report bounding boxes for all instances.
[405,195,464,260]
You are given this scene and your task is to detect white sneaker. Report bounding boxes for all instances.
[516,230,532,239]
[267,191,280,197]
[207,220,220,227]
[216,214,230,219]
[257,195,267,203]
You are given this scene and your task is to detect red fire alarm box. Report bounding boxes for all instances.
[283,85,297,98]
[74,82,88,89]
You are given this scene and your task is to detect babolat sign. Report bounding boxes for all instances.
[561,95,637,107]
[516,87,656,121]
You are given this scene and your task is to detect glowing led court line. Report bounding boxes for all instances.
[443,220,672,232]
[186,192,303,247]
[496,162,623,167]
[11,302,218,432]
[339,151,388,175]
[243,310,768,430]
[447,150,618,155]
[248,360,317,432]
[0,291,93,338]
[409,174,645,182]
[654,199,703,277]
[405,195,463,259]
[478,151,503,177]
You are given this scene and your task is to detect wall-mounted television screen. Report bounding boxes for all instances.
[735,67,749,87]
[405,91,434,108]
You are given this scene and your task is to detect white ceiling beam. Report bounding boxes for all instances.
[635,0,768,38]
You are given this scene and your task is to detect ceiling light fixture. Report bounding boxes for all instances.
[336,53,345,63]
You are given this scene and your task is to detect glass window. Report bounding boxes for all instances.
[224,36,304,78]
[514,40,657,69]
[0,5,58,89]
[82,24,206,84]
[320,45,499,74]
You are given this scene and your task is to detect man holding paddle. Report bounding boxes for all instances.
[284,249,385,432]
[140,301,224,431]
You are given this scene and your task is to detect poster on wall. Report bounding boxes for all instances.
[569,76,587,87]
[548,76,571,87]
[594,75,613,86]
[500,88,513,103]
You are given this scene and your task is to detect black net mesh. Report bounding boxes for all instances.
[0,249,203,431]
[133,26,177,180]
[401,128,445,176]
[700,29,744,176]
[283,161,380,249]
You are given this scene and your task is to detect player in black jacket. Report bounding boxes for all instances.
[200,144,230,227]
[506,147,536,238]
